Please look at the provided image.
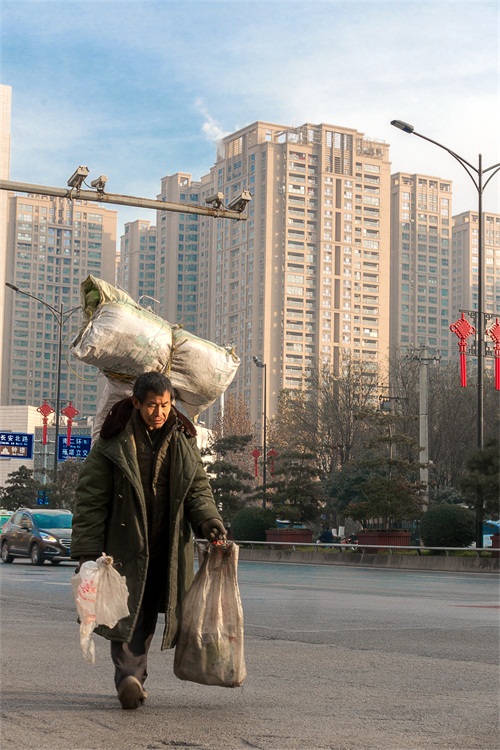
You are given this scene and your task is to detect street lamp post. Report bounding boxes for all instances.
[5,283,81,480]
[252,356,267,507]
[390,120,500,547]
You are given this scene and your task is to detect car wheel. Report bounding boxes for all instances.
[50,559,61,565]
[1,542,14,564]
[30,543,45,565]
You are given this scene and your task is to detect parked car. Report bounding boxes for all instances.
[0,508,73,565]
[0,509,13,530]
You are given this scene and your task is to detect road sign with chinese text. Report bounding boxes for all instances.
[57,435,92,461]
[0,433,34,459]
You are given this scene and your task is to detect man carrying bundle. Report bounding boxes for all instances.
[71,371,226,709]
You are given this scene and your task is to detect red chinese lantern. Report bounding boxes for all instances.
[61,402,79,446]
[251,448,261,478]
[486,318,500,391]
[37,401,55,445]
[267,448,279,475]
[450,313,476,387]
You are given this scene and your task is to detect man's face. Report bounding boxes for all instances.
[133,389,172,431]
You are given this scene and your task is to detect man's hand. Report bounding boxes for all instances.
[75,555,98,574]
[198,518,227,542]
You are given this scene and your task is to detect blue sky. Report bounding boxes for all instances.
[1,0,499,231]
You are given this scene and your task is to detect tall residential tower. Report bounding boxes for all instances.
[390,172,453,360]
[157,121,391,427]
[2,193,117,417]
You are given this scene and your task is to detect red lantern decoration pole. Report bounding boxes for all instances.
[251,448,261,478]
[486,318,500,391]
[267,448,278,475]
[450,313,476,387]
[61,402,79,446]
[37,401,55,445]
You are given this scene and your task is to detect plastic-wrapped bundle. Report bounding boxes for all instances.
[72,276,240,424]
[169,326,240,419]
[91,377,133,441]
[71,301,173,378]
[80,274,133,316]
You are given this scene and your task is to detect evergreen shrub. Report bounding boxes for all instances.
[420,503,475,548]
[231,507,276,542]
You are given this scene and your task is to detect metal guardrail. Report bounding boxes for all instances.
[232,540,492,558]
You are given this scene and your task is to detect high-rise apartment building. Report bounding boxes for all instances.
[156,173,211,332]
[390,172,453,360]
[0,85,12,393]
[158,121,391,427]
[2,193,117,416]
[452,210,500,319]
[117,219,157,306]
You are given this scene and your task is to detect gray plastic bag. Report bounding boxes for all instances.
[174,542,246,688]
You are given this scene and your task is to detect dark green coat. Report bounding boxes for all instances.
[71,406,221,649]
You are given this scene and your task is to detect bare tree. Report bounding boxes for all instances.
[210,393,256,480]
[390,351,499,494]
[268,353,381,488]
[308,356,380,474]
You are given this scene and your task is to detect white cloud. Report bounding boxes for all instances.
[194,98,230,145]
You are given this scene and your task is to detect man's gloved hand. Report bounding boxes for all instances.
[198,518,227,542]
[75,555,98,574]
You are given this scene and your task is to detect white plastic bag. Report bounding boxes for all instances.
[174,542,246,688]
[71,554,130,664]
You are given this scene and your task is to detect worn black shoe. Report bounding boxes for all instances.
[117,676,147,710]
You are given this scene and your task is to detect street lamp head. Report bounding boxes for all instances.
[391,119,415,134]
[5,282,20,292]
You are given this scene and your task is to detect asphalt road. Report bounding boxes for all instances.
[0,559,498,750]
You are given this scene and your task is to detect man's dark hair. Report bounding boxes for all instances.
[133,372,174,403]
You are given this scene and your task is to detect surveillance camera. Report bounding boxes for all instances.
[205,191,224,208]
[252,355,258,364]
[227,190,252,213]
[67,166,89,189]
[90,174,108,191]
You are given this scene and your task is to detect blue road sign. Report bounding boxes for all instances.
[36,489,50,506]
[0,432,34,459]
[57,435,92,461]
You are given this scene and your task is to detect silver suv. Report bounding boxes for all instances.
[0,508,72,565]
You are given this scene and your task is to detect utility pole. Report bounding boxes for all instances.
[406,345,440,511]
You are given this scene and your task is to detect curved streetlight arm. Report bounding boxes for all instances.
[482,163,500,191]
[6,282,59,319]
[5,283,81,324]
[411,129,478,178]
[391,120,500,194]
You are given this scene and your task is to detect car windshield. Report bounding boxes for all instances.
[32,513,72,530]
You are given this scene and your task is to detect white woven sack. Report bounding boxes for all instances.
[71,301,173,378]
[170,326,240,418]
[80,274,134,316]
[92,377,133,441]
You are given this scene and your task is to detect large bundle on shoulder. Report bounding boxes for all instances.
[72,276,173,377]
[71,276,240,437]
